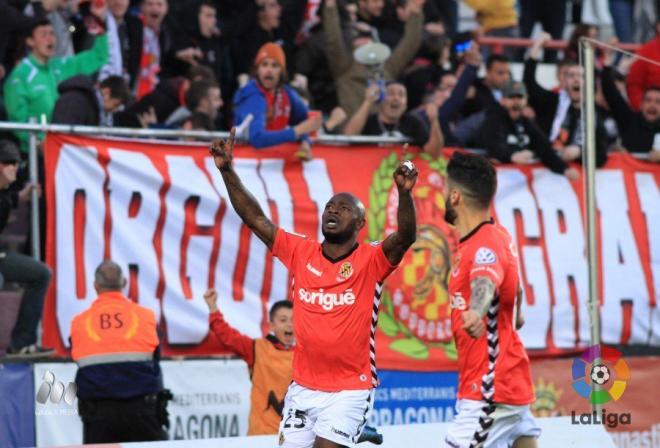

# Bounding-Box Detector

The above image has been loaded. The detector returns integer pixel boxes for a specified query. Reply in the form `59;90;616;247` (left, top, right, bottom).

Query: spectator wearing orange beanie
233;43;321;153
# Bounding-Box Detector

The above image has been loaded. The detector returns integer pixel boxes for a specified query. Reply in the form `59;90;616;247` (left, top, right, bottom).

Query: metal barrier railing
0;122;411;145
477;36;641;53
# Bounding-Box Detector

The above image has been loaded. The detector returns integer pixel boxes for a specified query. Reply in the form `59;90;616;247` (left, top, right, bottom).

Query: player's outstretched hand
461;310;485;338
204;289;219;313
393;154;418;193
209;127;236;171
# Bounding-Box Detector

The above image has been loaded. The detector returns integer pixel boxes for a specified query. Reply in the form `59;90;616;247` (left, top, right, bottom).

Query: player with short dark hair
208;128;417;447
444;152;539;448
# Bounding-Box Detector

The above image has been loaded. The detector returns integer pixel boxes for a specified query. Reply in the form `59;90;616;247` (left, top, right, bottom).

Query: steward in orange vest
70;260;169;443
204;288;294;435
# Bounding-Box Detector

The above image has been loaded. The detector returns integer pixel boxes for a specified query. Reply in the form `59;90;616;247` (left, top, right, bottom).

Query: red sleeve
468;246;505;289
367;241;398;282
626;58;646;111
209;311;255;368
270;228;309;269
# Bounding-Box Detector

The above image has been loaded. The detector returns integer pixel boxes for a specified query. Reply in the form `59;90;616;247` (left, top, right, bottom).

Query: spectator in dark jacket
414;42;482;145
233;43;321;152
181;111;214;133
460;53;510;117
114;64;216;128
523;33;580;141
601;64;660;162
0;140;53;359
0;0;36;80
173;0;224;87
52;75;130;126
344;81;443;156
552;99;609;168
477;81;579;180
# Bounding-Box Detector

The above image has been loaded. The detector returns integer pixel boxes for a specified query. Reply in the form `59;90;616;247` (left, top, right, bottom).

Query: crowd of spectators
0;0;659;164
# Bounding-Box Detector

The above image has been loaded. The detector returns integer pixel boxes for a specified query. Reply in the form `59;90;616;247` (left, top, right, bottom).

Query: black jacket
556;104;609;167
118;13;144;91
73;11;143;91
460;78;499;118
601;66;660;153
0;189;16;234
477;104;568;174
523;58;560;137
52;76;100;126
0;0;34;75
113;77;186;128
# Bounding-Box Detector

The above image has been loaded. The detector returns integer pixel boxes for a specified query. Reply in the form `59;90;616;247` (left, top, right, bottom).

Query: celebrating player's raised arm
209;128;276;249
382;159;418;265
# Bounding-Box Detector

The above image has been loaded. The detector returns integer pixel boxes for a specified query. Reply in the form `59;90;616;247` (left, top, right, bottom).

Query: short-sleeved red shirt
271;228;397;392
448;220;535;405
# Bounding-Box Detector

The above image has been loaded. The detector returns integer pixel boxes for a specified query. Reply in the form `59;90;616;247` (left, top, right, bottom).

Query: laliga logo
570;345;632;428
298;288;356;311
572;345;630;404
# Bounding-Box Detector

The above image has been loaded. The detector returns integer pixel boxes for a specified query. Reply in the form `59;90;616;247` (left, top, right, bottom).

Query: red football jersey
271;229;397;392
448;220;535;405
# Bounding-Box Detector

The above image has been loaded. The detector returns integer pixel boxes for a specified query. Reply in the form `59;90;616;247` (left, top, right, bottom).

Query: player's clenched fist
393;157;418;193
209;127;236;171
461;310;485;338
203;289;219;313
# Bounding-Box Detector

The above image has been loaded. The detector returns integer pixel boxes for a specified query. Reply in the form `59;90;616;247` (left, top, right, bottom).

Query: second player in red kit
209;129;417;448
444;152;540;448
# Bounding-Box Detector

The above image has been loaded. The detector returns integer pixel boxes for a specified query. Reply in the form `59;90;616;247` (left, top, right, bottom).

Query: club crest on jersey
475;247;497;265
278;432;285;445
337;262;354;281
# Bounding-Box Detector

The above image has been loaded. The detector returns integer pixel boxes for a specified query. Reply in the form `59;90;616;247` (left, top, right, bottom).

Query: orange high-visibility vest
248;338;294;435
70;291;159;367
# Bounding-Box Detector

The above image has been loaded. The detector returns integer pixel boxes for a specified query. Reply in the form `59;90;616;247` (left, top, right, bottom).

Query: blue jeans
609;0;634;43
0;252;51;349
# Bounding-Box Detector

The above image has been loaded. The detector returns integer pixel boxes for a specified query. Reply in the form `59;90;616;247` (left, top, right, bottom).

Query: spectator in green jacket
3;17;109;152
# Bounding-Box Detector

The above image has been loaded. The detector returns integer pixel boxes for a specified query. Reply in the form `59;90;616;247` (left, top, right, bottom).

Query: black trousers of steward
78;393;168;443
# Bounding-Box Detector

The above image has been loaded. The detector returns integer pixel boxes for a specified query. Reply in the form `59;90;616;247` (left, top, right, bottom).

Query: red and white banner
43;133;659;369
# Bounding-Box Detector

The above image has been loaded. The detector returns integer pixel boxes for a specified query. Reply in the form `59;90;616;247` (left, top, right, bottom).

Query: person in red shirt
208;129;417;448
443;152;539;448
627;24;660;111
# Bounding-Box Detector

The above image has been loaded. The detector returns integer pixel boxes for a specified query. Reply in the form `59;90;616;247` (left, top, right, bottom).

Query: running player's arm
209;128;276;249
204;289;256;367
462;276;496;338
382;158;418;265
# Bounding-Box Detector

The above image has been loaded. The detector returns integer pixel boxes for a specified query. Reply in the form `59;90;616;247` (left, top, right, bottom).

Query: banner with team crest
42;133;659;369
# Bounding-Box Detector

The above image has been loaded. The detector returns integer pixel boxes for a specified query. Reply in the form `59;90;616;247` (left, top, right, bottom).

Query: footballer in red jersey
209;129;417;448
443;152;540;448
